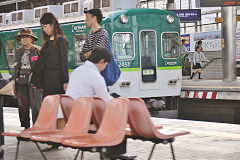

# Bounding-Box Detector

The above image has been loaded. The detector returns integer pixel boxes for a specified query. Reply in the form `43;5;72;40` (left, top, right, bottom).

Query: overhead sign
169;9;201;22
196;0;240;7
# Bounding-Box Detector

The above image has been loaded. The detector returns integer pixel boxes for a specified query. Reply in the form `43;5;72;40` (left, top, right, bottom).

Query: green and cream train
0;8;181;113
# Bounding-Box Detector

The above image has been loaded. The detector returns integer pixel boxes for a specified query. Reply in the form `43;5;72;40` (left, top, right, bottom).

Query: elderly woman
13;28;41;129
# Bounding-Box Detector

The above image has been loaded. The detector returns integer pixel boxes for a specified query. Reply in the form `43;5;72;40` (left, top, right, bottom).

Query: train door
139;30;159;91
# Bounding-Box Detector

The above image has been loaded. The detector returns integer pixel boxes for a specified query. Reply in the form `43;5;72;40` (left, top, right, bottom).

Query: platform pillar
221;7;237;81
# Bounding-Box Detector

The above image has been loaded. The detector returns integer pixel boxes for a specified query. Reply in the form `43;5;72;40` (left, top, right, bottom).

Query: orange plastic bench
127;97;190;160
61;98;129;160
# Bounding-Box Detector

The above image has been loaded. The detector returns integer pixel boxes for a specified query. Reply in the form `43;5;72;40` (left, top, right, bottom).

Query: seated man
66;47;113;102
66;47;136;160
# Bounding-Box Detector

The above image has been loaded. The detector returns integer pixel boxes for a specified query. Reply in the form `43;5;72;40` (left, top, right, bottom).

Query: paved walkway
1;108;240;160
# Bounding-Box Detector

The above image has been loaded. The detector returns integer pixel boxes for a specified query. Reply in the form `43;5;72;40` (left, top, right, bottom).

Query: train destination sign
196;0;240;7
169;9;201;22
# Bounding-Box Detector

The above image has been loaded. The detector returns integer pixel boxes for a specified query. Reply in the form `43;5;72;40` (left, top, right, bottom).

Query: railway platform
1;107;240;160
179;79;240;124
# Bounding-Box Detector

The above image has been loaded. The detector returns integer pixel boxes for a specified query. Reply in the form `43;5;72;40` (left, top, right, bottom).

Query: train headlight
120;14;128;24
166;15;174;24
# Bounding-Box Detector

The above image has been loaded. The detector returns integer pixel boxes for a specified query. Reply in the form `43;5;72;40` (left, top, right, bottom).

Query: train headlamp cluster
166;15;174;24
120;14;128;24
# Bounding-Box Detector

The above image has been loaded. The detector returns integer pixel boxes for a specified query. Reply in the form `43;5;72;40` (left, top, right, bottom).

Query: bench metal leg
35;142;47;160
74;149;80;160
15;140;20;160
170;142;176;160
148;143;156;160
80;151;84;160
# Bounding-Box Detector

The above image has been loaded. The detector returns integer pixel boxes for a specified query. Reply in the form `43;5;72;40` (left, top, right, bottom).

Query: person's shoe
187;77;193;80
198;77;203;79
0;148;4;158
115;154;137;160
42;145;59;152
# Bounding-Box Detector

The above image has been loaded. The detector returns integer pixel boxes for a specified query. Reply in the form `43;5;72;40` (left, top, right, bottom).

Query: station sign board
196;0;240;7
169;9;201;22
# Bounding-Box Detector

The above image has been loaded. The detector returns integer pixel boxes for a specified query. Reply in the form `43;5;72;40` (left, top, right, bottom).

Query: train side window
74;33;86;65
102;0;110;7
12;13;16;21
6;40;15;66
162;33;179;59
18;12;23;21
71;3;78;13
35;9;41;18
113;33;134;61
140;31;157;82
64;4;71;14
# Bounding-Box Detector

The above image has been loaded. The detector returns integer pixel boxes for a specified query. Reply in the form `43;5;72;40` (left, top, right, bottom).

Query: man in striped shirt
80;8;109;61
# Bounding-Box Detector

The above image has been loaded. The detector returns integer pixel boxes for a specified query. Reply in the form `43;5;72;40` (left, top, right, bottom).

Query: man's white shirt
66;60;113;102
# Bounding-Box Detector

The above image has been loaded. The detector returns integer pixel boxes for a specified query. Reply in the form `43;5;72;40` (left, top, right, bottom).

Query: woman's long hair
40;12;69;50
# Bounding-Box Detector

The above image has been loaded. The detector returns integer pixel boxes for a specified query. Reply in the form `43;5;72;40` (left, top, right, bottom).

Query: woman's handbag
15;69;31;86
0;79;15;96
100;39;121;86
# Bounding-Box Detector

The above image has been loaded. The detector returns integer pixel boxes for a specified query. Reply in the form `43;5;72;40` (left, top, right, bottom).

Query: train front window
113;33;134;60
162;33;179;59
140;31;157;82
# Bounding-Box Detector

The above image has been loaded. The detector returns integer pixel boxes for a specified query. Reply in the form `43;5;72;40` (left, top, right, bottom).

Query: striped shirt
80;28;109;61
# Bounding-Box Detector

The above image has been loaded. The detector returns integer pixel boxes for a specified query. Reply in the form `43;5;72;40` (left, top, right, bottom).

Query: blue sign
169;9;201;22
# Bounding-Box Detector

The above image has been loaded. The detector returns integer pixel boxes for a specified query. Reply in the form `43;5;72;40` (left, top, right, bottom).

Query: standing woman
40;12;69;151
14;28;40;129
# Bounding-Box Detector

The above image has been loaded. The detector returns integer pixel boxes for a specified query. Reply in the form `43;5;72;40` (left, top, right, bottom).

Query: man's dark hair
88;47;112;64
84;8;103;24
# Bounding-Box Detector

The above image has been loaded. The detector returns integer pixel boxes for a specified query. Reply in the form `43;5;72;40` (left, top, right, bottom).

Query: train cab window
74;34;86;65
162;33;179;59
6;40;15;66
113;33;134;60
140;31;157;82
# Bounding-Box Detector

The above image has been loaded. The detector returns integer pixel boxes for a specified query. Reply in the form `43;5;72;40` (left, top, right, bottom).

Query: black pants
0;96;4;145
16;85;30;128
